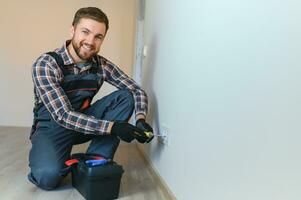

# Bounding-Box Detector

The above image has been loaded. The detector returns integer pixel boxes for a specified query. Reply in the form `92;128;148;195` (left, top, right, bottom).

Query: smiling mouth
81;44;94;52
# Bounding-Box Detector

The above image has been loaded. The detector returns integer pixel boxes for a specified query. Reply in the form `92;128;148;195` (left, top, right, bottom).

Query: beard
71;39;97;61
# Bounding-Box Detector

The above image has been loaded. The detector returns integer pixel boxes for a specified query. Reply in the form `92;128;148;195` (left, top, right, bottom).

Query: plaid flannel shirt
32;41;148;135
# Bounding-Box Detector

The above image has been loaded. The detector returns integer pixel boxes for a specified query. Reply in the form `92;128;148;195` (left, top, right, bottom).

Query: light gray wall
139;0;301;199
0;0;136;126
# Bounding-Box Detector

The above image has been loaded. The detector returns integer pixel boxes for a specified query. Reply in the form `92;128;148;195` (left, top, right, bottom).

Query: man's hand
111;122;144;143
136;119;154;143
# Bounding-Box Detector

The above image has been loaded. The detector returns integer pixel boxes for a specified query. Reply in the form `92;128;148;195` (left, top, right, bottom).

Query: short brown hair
72;7;109;31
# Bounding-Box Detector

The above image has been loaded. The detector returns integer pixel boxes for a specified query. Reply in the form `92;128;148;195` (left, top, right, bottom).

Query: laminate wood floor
0;126;169;200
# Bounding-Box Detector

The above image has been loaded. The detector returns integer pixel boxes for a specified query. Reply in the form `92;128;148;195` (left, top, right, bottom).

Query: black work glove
135;119;154;143
111;122;144;143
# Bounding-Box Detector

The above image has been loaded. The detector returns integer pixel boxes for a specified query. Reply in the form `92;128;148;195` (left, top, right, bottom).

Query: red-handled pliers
65;155;104;166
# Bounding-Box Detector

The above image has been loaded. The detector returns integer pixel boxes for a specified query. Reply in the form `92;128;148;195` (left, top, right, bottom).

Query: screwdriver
133;131;165;137
133;131;165;143
144;131;166;137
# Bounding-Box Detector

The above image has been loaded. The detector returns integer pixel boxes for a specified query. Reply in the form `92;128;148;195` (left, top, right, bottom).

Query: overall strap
90;55;100;74
46;51;70;75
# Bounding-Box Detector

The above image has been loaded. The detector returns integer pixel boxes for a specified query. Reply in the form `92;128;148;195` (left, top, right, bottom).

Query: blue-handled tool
85;159;108;167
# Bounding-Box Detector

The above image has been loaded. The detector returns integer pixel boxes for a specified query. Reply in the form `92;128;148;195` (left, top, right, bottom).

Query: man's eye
82;30;88;35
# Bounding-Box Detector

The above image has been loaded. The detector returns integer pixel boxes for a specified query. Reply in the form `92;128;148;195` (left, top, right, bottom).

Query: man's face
70;18;107;61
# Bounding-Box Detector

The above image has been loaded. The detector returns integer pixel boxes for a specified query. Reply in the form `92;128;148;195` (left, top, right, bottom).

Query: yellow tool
133;131;154;143
144;131;154;138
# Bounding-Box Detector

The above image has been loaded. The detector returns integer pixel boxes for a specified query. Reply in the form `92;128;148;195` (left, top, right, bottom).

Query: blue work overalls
28;52;134;190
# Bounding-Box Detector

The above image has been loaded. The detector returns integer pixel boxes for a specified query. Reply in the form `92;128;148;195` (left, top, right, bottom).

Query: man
28;7;153;190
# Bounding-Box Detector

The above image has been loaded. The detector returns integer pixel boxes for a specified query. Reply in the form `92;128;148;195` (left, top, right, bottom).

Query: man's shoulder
32;50;60;69
96;54;108;63
95;55;117;68
31;51;63;79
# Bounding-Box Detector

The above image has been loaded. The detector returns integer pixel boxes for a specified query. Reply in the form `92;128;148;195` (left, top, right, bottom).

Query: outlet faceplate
159;125;170;146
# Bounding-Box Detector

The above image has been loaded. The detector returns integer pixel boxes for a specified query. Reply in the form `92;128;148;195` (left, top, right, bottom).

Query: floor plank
0;126;168;200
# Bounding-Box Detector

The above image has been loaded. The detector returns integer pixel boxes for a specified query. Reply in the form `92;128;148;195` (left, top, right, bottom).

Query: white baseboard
136;143;177;200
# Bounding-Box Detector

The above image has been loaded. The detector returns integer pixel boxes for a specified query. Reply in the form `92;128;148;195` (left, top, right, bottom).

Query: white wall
139;0;301;199
0;0;137;126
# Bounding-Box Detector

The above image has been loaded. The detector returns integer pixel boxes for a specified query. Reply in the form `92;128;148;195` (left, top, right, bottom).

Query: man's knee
28;167;63;190
116;89;134;107
112;89;134;115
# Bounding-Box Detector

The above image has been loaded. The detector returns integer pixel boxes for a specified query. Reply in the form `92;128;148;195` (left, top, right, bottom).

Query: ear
70;26;75;38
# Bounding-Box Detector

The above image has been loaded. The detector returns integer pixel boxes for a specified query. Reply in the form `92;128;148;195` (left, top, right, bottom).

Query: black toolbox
71;159;124;200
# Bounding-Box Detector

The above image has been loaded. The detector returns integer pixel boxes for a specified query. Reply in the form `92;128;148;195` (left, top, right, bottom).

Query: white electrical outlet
159;125;170;146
